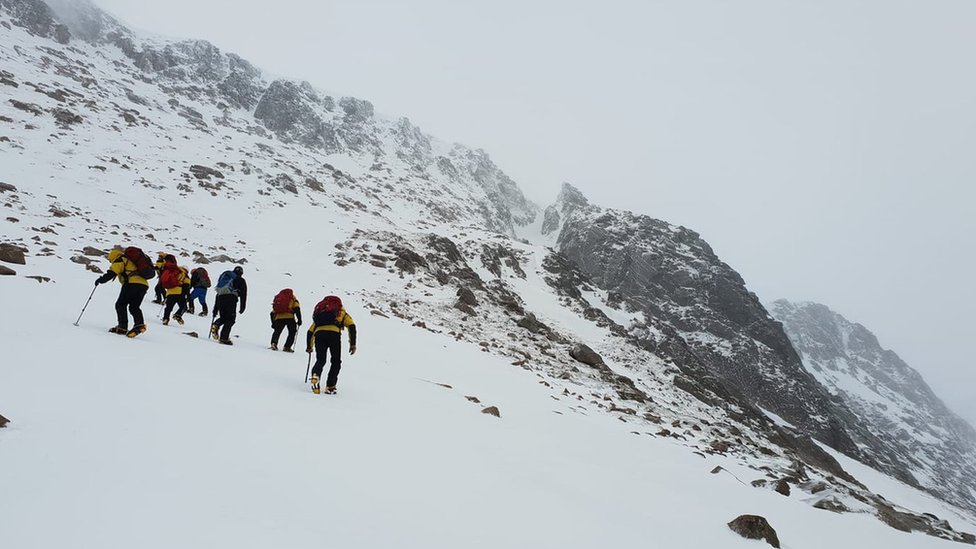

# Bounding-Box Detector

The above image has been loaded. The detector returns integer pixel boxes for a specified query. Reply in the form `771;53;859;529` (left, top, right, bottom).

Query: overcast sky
91;0;975;424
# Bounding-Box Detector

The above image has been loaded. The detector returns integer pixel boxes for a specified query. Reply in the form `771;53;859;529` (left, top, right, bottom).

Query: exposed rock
70;255;92;265
727;515;780;548
189;165;224;180
772;299;976;511
0;265;15;276
0;413;8;428
465;396;481;403
774;479;791;496
569;343;604;367
25;275;50;282
813;497;850;513
454;300;476;316
481;406;501;418
82;246;106;257
0;182;17;193
51;108;82;128
183;332;199;338
456;287;478;307
0;243;27;265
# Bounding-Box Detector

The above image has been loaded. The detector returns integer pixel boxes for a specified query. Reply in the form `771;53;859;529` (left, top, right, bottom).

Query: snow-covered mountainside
771;300;976;514
540;183;976;513
2;0;976;546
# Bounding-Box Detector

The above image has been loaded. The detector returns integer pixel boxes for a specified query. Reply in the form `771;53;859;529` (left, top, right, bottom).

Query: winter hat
233;266;244;275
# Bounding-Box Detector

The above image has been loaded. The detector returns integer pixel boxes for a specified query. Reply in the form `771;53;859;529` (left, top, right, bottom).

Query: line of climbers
93;246;357;394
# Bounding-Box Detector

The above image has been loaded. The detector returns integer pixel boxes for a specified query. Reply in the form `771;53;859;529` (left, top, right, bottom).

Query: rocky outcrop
544;184;866;456
0;243;27;265
727;515;780;548
0;0;70;43
771;300;976;512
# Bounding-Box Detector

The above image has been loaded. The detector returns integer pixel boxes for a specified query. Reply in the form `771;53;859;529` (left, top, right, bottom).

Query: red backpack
160;262;182;289
272;289;295;314
313;295;343;326
123;246;156;279
193;267;211;288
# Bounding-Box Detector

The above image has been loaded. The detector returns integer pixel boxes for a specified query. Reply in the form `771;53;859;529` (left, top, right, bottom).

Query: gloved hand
349;345;357;355
297;321;302;327
239;307;245;314
94;278;102;286
306;347;312;354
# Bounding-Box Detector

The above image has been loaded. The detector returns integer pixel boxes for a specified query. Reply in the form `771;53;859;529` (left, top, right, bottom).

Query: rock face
0;413;8;428
543;184;865;456
0;0;69;43
727;515;780;548
0;243;27;264
771;300;976;512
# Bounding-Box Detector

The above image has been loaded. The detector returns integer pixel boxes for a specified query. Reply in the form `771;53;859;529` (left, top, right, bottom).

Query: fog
89;0;976;424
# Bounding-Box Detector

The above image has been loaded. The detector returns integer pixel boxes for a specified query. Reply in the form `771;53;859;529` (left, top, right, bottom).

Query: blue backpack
214;270;237;296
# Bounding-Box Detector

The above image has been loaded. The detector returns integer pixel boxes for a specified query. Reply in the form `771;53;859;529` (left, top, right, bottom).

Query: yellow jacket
308;308;355;335
272;298;301;321
106;249;150;287
306;308;357;351
165;266;189;296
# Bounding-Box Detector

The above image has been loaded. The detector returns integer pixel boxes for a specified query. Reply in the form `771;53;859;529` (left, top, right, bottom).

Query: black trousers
115;283;148;328
271;318;297;349
213;294;238;340
311;331;342;387
163;293;187;321
154;282;165;302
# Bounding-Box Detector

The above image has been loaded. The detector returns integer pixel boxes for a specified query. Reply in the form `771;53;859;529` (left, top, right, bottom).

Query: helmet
233;266;244;275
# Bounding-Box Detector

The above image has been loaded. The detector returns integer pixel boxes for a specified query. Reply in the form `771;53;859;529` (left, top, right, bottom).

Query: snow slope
2;0;976;546
3;251;974;549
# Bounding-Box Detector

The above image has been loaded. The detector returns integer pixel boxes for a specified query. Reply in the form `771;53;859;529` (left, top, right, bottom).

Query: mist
87;0;976;425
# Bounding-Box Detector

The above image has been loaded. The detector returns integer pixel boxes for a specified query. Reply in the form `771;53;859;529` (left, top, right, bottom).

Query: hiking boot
109;325;128;335
187;308;195;315
151;299;163;305
270;343;278;351
218;339;233;346
162;318;169;326
126;324;147;338
283;347;294;353
210;324;219;340
324;386;337;395
175;316;184;326
201;306;209;316
310;374;320;394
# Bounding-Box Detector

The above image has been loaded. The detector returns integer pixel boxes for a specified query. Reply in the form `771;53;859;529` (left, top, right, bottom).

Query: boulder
70;255;92;265
481;406;501;418
0;413;7;428
0;243;27;265
774;479;791;496
727;515;780;548
456;287;478;307
0;265;15;276
0;182;17;193
82;246;107;257
569;343;604;367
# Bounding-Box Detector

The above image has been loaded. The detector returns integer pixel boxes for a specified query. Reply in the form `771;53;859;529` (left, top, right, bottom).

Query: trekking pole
305;352;312;383
73;285;98;326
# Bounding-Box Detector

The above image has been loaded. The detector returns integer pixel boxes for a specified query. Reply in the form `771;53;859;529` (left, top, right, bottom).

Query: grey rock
481;406;500;418
0;243;27;265
0;265;15;275
0;0;70;43
727;515;780;548
569;343;603;367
